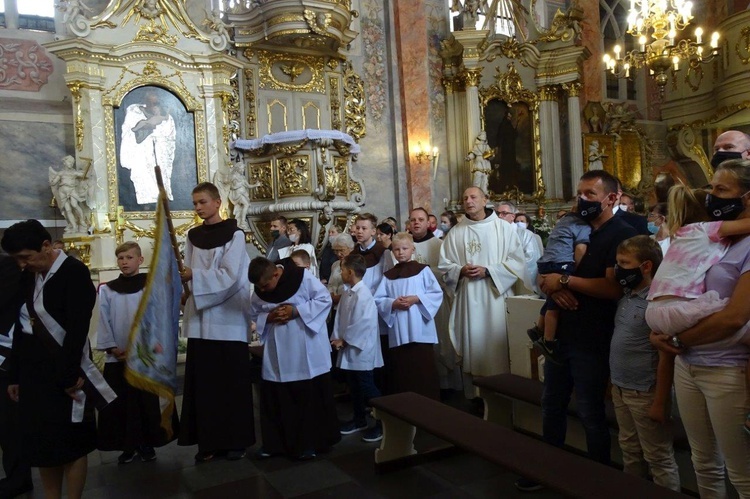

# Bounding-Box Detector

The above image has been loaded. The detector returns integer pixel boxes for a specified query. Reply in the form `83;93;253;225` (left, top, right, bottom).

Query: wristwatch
670;336;684;349
558;275;570;289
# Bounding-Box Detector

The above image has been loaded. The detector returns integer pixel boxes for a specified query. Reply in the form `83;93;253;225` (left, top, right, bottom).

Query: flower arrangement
531;215;554;246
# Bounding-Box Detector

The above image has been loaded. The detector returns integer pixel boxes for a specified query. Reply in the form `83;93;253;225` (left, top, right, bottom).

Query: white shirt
96;284;143;363
332;281;383;370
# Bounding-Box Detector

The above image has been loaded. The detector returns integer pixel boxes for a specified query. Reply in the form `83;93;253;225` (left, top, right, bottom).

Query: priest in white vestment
439;187;528;398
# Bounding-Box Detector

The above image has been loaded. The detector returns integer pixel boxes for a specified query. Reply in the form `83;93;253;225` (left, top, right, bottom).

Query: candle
672;56;680;71
695;27;703;44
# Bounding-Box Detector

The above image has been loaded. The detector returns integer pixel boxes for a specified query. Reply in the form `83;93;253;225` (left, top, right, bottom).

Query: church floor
4;386;565;498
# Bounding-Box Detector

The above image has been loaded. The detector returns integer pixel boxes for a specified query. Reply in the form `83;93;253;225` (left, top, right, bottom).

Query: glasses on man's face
647;213;664;221
497;211;513;217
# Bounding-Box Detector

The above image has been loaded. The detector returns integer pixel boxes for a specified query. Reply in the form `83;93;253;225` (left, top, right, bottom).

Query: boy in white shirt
331;254;384;442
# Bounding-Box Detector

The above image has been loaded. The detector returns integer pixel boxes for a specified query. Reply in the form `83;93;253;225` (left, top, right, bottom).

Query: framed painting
583;133;616;175
110;85;203;217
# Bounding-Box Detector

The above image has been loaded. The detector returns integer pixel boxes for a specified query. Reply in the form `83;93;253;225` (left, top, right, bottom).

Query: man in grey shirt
265;215;292;263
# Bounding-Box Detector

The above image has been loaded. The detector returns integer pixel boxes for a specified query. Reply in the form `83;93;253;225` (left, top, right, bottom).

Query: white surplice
331;281;383;371
438;211;527;378
182;231;253;343
250;270;333;382
95;285;143;363
374;267;443;348
516;225;543;295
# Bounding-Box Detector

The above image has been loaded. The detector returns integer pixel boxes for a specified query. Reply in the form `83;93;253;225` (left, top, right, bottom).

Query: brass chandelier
602;0;719;96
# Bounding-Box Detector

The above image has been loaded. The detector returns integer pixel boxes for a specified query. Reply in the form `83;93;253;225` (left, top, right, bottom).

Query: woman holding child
651;159;750;498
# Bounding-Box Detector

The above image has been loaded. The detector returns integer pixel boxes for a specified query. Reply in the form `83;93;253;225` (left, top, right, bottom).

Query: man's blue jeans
541;339;611;464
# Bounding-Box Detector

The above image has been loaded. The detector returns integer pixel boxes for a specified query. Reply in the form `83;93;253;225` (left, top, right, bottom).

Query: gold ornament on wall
257;50;325;93
736;26;750;65
329;76;342;131
343;62;366;142
244;68;257;138
133;21;178;46
248;161;273;200
277;156;312;196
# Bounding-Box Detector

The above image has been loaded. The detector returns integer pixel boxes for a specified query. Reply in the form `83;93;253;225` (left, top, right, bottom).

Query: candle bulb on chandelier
695;27;703;44
710;32;720;49
614;44;621;60
672;56;680;71
639;35;647;52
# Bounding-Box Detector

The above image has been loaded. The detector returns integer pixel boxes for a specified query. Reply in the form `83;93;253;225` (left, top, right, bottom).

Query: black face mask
577;197;603;222
710;151;743;169
614;264;643;289
270;230;280;239
705;193;747;221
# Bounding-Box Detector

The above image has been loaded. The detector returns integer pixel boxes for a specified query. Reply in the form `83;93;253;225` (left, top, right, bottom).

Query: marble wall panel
0;120;75;220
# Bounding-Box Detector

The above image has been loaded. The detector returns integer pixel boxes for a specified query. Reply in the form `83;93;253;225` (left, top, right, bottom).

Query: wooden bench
473;373;689;450
371;392;688;498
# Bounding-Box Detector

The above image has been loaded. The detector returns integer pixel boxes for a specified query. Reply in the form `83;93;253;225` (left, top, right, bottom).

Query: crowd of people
0;131;749;498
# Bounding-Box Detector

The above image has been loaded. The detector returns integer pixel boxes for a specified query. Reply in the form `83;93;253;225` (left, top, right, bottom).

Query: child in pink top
645;185;750;432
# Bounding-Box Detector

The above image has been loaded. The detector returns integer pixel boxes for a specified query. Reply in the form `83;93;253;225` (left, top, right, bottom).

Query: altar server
374;232;443;400
1;220;116;499
96;241;178;464
178;182;255;462
248;256;340;459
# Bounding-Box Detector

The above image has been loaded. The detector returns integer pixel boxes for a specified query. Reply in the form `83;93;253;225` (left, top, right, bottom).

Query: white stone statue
466;131;493;194
587;140;605;171
227;165;257;230
57;0;93;37
49;155;93;234
202;9;234;52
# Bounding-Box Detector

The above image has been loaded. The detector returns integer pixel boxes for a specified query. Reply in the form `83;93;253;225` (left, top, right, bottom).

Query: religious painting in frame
113;85;199;214
583;133;616;175
479;62;543;202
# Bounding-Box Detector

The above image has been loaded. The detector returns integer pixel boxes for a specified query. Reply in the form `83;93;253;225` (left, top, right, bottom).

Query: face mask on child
614;264;644;289
439;223;450;232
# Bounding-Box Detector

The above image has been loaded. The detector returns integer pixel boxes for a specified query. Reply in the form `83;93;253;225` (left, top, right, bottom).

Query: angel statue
227;165;259;230
49;155;94;234
57;0;93;37
202;9;234;52
466;131;494;194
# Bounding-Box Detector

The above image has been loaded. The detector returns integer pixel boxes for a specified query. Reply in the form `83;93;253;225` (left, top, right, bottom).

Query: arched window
600;0;636;101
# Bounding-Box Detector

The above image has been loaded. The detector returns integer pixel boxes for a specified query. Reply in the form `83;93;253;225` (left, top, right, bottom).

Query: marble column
393;0;432;212
578;0;603;107
563;82;583;197
539;85;563;199
443;75;460;208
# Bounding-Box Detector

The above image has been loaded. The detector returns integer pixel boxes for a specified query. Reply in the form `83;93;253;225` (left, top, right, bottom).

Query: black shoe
527;326;542;342
515;477;543;492
226;449;247;460
361;426;383;443
138;446;156;462
296;450;316;460
534;338;564;366
194;451;215;463
118;450;137;464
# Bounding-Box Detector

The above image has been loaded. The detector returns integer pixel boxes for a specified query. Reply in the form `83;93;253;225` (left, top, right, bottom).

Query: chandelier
602;0;719;96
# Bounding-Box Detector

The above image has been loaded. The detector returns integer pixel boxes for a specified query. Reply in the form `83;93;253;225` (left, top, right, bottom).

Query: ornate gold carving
538;85;559;101
258;50;325;93
463;67;483;87
443;76;456;94
133;21;178;45
62;238;93;268
482;38;539;68
333;156;349;195
304;9;332;36
248;161;273;200
684;63;704;92
68;82;85;152
272;139;309;156
316;209;331;253
227;71;241;143
277;156;312;196
343;63;366;142
534;5;584;43
244;68;257;138
479;63;537;105
280;62;305;82
561;81;581;97
329;76;342;130
96;0;208;42
737;26;750;65
327;58;340;70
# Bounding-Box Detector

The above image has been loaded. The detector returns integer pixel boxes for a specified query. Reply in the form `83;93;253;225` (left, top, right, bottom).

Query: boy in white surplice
331;254;384;442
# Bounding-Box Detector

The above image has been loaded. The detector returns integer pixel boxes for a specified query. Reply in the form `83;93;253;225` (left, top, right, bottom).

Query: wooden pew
371;392;688;499
473;373;689;450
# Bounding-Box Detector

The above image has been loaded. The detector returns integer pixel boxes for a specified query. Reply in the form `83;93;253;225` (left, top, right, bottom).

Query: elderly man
439;187;527;399
495;201;543;294
711;130;750;167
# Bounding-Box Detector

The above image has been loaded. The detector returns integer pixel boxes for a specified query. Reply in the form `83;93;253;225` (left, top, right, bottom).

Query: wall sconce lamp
414;142;440;178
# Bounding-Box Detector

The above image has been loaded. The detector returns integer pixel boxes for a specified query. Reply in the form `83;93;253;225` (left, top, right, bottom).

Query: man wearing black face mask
516;171;638;491
266;215;292;263
710;130;750;169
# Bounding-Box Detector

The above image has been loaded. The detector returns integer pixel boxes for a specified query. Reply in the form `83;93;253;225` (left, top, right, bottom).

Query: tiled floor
4;390;567;499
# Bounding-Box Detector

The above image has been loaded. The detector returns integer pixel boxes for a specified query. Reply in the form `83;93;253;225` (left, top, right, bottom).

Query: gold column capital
443;76;456;94
539;85;559;101
463;67;483;87
561;81;582;97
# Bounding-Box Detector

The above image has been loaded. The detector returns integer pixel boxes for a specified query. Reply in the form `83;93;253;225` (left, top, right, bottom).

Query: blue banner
125;192;181;438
